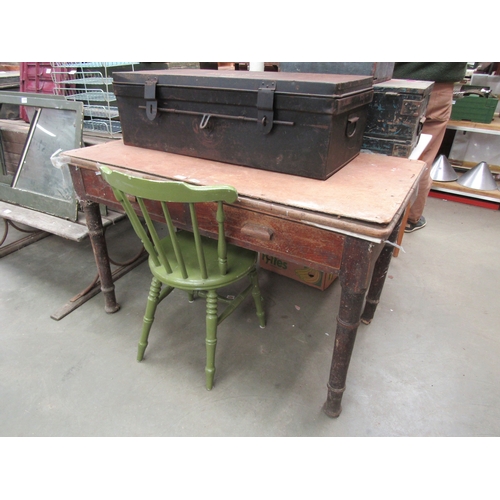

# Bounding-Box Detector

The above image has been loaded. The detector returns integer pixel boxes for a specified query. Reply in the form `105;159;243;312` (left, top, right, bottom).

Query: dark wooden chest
362;79;433;158
113;69;373;180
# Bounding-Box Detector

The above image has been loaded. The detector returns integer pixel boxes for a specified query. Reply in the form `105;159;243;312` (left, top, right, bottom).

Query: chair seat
150;231;258;290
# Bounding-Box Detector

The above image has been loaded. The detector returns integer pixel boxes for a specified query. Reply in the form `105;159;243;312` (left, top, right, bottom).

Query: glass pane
13;107;77;203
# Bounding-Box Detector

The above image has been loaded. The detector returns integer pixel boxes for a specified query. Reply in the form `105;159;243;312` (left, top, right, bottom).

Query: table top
64;140;425;239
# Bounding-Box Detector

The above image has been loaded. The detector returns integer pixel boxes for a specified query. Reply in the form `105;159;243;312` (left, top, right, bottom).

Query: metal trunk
113;69;374;180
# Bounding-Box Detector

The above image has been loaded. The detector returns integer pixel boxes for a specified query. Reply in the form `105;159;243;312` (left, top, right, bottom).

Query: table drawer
196;202;344;273
76;167;344;272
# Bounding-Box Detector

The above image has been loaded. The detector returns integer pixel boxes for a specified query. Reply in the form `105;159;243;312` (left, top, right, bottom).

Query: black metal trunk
278;62;395;83
113;70;374;180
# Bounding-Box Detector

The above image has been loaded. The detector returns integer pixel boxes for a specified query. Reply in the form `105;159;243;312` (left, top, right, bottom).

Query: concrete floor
1;196;499;437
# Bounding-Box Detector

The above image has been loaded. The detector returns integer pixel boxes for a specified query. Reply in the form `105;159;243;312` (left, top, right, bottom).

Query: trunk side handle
346;116;359;138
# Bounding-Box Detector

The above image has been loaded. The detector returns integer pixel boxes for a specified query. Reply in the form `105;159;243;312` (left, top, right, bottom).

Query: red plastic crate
19;63;56;121
19;63;75;121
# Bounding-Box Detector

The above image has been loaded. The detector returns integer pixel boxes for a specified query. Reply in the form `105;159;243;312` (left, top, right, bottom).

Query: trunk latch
144;77;158;121
257;81;276;134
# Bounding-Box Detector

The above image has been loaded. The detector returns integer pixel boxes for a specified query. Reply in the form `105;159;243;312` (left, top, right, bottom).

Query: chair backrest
99;165;238;279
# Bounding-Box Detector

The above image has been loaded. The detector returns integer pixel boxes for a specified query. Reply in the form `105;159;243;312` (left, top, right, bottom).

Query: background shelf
50;62;137;138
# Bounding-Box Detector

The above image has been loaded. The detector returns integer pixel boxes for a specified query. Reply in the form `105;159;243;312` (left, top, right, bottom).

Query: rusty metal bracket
50;222;148;321
139;106;294;128
0;218;50;258
144;77;158;121
257;81;276;134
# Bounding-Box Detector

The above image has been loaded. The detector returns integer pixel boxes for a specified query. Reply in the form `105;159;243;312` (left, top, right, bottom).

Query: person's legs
408;82;455;225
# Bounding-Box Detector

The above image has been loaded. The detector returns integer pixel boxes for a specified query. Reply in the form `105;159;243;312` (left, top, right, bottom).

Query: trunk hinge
257;81;276;134
144;77;158;121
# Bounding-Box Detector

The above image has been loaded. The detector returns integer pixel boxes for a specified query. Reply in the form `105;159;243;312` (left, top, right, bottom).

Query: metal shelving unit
430;117;500;207
50;62;138;136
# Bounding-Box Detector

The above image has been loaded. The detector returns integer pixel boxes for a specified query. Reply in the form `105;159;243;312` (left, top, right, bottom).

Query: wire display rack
50;62;137;136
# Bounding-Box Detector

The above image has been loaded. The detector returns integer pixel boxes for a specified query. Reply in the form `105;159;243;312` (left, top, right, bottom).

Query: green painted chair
99;165;266;390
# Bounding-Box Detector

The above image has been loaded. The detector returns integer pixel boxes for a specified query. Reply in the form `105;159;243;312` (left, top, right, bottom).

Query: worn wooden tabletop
64;140;425;233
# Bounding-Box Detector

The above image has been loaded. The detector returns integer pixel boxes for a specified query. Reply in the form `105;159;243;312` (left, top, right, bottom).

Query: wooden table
64;141;425;418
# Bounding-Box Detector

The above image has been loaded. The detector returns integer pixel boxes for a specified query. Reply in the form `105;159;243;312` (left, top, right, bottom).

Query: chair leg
205;289;218;390
137;277;162;362
250;271;266;328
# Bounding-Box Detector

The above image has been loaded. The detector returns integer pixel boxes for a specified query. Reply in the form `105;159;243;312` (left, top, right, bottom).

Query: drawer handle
241;223;274;241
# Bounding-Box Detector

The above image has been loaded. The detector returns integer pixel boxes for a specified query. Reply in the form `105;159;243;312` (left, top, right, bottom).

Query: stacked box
362;79;434;158
451;95;498;123
20;63;56;94
19;63;75;122
259;254;337;291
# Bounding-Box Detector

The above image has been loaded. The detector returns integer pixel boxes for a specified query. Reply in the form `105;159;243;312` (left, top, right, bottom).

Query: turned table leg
322;236;377;418
361;217;402;325
81;200;120;314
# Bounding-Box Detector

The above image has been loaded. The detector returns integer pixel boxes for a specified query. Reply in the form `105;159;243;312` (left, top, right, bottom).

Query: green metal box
451;95;498;123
